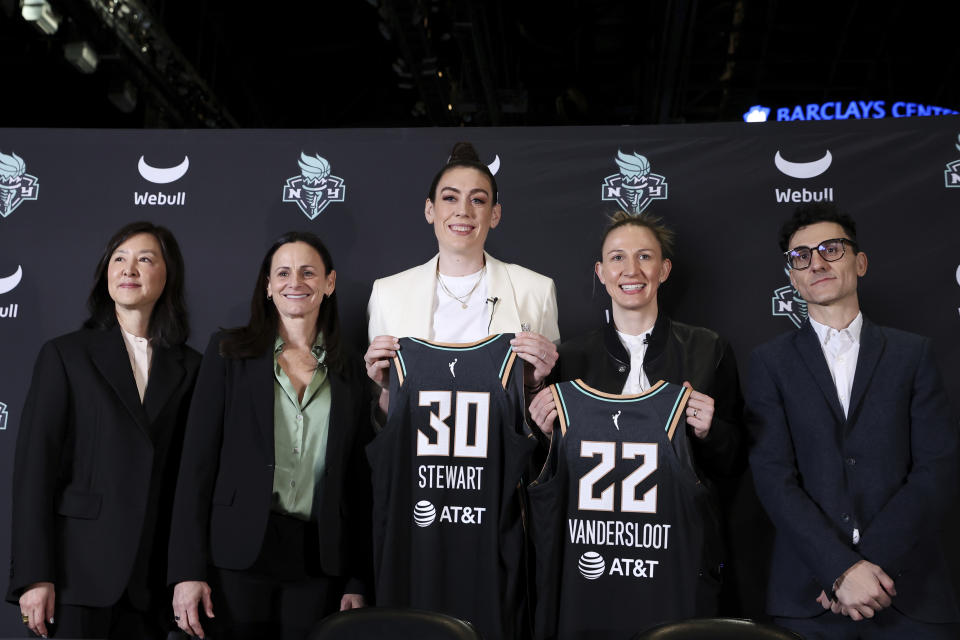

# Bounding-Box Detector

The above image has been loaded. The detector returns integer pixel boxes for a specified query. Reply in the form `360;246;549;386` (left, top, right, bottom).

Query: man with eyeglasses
746;203;959;638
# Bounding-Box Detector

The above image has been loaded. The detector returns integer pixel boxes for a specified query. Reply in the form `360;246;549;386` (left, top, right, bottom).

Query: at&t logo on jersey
413;500;437;527
601;150;668;214
945;134;960;188
773;149;835;204
0;152;39;219
282;152;346;220
0;265;22;319
135;155;189;206
578;551;605;579
576;550;659;580
771;268;808;328
412;499;487;526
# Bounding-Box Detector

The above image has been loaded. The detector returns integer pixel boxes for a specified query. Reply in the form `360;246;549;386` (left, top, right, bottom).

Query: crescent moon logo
487;154;501;176
774;150;832;179
0;265;22;295
137;156;190;184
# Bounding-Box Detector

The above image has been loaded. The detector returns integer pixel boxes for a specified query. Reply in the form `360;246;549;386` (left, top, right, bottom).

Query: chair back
308;607;481;640
633;617;804;639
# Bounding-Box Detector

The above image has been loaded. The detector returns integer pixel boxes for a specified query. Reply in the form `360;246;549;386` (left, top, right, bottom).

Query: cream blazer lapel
485;253;523;334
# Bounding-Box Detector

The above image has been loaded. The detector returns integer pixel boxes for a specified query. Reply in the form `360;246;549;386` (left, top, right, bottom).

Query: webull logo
774;150;835;204
774;188;835;203
135;155;188;206
0;265;21;319
133;192;186;206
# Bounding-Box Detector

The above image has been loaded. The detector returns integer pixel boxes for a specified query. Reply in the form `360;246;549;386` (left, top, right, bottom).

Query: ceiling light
64;41;99;74
21;0;60;35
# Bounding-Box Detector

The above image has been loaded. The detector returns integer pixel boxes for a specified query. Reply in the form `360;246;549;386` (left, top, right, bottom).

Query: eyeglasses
784;238;856;270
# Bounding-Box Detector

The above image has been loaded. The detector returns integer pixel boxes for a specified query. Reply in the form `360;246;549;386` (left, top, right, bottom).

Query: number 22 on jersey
578;441;658;513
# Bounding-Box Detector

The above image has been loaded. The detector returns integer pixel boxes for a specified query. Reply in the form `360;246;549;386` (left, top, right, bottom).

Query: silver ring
540;351;546;360
692;408;699;418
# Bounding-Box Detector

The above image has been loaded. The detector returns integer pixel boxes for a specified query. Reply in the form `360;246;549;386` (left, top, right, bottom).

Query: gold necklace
437;264;486;309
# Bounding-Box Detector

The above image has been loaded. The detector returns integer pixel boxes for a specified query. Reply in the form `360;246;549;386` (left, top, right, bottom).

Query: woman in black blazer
7;221;201;639
169;231;372;640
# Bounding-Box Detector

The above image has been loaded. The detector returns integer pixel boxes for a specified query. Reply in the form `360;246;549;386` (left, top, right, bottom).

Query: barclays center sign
744;100;958;123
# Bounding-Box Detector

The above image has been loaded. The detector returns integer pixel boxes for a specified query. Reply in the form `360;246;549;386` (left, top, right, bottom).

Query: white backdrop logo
138;156;190;183
0;265;22;294
0;265;21;319
135;155;188;206
771;269;807;327
956;264;960;319
945;134;960;188
774;149;835;204
601;150;668;214
0;151;39;219
282;152;346;220
0;402;7;430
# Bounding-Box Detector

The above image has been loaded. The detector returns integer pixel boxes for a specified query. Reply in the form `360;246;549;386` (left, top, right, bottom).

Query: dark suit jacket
167;332;373;594
746;317;960;622
6;327;201;608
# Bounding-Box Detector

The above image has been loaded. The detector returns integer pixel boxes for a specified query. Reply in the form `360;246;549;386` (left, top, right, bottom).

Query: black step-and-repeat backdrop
1;117;959;630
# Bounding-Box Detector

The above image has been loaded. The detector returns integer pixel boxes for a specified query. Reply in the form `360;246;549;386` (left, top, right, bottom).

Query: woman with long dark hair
7;221;200;639
169;231;372;640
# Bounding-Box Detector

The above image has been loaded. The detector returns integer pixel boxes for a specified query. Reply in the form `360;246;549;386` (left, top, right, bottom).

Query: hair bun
448;142;480;163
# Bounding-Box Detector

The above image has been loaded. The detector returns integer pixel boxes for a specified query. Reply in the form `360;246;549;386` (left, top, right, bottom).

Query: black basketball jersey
529;379;720;640
367;334;537;640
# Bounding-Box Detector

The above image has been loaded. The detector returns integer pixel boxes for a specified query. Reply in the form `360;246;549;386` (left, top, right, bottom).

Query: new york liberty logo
771;269;808;328
0;151;39;219
601;150;668;214
282;152;346;220
945;134;960;188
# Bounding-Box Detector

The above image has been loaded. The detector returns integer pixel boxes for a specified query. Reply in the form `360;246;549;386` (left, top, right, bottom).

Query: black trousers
207;512;342;640
775;609;960;640
26;591;169;639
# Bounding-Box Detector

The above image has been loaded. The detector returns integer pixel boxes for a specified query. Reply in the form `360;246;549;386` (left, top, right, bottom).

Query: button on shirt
617;328;653;395
272;335;331;520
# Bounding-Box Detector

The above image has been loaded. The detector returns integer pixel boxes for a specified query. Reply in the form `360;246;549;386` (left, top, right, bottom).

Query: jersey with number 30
529;379;721;640
367;334;536;640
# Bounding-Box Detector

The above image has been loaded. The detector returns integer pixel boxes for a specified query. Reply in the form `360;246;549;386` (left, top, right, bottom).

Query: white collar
809;311;863;347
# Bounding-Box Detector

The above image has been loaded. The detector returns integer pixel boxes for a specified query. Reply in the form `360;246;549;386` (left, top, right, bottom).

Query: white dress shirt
617;327;653;395
120;326;152;402
809;312;862;418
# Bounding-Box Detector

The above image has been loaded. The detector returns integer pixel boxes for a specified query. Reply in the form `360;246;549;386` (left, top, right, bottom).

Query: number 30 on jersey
417;391;490;458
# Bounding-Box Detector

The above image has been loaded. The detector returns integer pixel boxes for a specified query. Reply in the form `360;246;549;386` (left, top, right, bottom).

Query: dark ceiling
4;0;959;128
